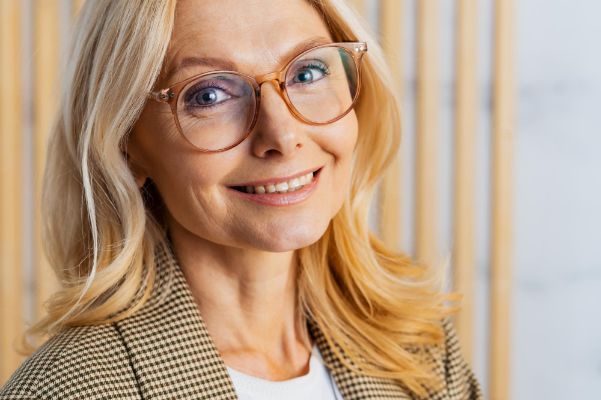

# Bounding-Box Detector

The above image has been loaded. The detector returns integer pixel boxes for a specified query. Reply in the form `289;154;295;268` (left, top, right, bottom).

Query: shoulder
422;317;484;400
0;323;141;400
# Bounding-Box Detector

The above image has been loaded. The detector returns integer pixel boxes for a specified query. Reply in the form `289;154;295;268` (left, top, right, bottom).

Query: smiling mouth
229;167;322;194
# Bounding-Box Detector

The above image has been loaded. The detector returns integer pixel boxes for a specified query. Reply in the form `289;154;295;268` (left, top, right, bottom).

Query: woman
1;0;482;399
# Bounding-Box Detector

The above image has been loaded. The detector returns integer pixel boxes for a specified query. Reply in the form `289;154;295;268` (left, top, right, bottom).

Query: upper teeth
244;172;315;194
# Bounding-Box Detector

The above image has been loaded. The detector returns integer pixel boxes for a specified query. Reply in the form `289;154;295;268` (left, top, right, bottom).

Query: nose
249;80;305;158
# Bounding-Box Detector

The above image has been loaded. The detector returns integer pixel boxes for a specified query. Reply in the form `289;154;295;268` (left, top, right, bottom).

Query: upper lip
227;165;323;187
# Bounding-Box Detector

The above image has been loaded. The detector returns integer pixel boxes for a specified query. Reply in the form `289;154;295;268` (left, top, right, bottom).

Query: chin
255;223;328;253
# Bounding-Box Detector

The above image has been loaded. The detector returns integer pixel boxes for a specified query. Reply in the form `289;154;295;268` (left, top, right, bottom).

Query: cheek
149;156;239;246
133;112;236;228
151;152;235;213
319;111;358;160
135;104;231;193
319;111;358;208
331;111;358;171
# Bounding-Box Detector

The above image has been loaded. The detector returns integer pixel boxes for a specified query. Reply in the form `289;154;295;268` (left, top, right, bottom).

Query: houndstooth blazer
1;244;483;399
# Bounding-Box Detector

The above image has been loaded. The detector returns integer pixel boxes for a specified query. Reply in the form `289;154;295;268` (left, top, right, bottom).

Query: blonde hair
22;0;461;397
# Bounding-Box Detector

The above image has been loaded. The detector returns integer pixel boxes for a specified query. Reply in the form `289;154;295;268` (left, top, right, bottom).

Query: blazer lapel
115;243;413;399
308;319;413;400
115;244;237;399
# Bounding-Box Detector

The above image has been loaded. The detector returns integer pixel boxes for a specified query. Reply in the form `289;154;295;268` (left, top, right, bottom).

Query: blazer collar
115;243;412;399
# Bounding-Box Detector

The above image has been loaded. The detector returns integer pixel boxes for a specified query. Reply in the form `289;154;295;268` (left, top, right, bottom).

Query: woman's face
130;0;358;252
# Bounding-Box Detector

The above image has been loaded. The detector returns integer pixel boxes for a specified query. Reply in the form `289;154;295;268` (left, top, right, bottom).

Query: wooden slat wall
0;0;25;383
33;0;61;324
378;0;404;250
73;0;84;15
415;0;440;267
370;0;515;398
452;0;478;364
489;0;515;399
0;2;515;398
0;0;65;383
349;0;365;13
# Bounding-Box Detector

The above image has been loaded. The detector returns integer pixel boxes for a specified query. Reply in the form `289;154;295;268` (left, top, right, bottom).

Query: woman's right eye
186;86;231;107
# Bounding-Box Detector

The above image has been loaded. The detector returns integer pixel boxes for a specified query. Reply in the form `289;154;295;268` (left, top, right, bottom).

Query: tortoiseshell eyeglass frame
148;41;368;153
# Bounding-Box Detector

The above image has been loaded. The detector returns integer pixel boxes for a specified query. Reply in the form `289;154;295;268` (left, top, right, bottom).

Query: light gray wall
513;0;601;398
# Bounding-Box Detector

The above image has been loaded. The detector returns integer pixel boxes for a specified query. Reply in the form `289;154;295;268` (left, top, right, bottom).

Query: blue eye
291;62;330;85
187;86;231;108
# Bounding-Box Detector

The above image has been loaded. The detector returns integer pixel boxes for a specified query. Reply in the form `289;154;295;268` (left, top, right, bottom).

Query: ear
122;150;149;189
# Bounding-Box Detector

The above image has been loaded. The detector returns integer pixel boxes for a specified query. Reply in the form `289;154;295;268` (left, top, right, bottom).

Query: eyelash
184;80;232;109
290;62;330;84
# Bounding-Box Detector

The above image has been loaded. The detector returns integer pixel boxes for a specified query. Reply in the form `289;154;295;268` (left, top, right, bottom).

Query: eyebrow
164;36;333;84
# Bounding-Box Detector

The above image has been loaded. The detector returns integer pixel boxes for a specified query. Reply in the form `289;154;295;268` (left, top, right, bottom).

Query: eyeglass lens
175;46;359;151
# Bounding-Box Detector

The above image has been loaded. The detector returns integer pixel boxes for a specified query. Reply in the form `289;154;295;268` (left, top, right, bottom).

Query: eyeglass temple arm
148;88;174;103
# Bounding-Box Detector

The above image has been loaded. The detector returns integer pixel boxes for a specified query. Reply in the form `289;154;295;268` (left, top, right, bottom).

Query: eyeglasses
149;42;367;153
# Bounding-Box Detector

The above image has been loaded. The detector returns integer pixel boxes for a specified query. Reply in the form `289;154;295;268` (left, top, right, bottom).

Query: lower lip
227;169;321;206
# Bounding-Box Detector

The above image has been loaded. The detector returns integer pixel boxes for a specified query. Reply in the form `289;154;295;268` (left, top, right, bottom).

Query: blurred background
1;0;600;399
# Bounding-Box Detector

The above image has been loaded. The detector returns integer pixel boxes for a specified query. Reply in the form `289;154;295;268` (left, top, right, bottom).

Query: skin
127;0;358;381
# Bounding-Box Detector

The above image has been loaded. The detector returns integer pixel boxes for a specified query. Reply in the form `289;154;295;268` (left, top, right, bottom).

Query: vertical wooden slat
452;0;478;363
490;0;515;398
348;0;365;14
72;0;85;16
378;0;404;250
415;0;439;266
0;0;24;383
33;0;61;324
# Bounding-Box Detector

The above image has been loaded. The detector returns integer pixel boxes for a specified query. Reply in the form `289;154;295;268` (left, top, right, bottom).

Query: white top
226;344;343;400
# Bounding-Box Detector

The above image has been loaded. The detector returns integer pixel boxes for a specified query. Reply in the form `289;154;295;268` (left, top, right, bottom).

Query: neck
167;220;313;379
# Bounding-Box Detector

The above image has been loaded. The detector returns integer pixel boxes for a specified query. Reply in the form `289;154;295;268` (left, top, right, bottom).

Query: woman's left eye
291;63;329;84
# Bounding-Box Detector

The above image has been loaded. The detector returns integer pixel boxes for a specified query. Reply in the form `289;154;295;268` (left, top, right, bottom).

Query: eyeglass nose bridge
254;71;287;97
249;67;333;128
251;70;302;123
255;71;284;86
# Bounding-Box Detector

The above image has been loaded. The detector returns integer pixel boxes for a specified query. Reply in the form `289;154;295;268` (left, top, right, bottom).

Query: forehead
164;0;333;82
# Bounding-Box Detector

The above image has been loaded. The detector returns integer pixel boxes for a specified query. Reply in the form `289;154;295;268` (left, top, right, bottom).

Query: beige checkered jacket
1;244;483;399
